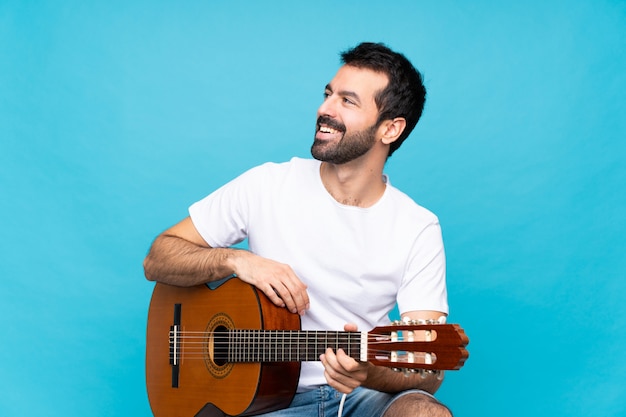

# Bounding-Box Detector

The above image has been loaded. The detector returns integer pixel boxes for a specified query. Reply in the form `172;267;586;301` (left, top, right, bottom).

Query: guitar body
146;279;301;417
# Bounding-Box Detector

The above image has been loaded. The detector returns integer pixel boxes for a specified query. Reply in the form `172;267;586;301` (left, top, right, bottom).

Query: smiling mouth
316;116;346;136
318;125;341;134
316;124;344;141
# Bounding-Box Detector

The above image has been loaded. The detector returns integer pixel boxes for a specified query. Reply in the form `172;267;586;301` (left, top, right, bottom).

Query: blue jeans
254;385;437;417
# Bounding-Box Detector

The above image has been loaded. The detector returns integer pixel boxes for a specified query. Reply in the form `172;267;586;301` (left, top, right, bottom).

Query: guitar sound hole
213;325;229;366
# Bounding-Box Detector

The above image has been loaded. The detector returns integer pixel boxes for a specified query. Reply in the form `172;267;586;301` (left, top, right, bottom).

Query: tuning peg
416;369;444;380
396;368;421;377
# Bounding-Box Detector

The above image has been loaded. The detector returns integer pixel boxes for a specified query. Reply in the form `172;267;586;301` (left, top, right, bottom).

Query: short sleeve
188;165;266;248
396;220;448;315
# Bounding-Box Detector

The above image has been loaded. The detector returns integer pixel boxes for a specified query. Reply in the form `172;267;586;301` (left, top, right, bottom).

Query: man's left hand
319;323;369;394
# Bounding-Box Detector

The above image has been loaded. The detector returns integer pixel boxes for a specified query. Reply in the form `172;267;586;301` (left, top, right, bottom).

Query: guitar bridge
169;303;182;388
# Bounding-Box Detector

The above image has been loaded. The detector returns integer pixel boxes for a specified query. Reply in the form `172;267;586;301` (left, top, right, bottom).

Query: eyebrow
325;84;362;105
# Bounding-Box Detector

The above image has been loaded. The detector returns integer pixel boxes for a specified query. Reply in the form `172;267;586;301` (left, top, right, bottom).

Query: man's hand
319;323;369;394
232;251;310;316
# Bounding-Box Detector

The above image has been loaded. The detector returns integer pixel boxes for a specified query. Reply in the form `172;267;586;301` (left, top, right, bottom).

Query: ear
379;117;407;145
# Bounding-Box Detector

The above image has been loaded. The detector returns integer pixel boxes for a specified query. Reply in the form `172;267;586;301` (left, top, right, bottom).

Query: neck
320;158;387;207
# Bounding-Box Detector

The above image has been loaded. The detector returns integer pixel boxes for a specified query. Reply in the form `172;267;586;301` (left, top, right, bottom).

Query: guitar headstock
366;321;469;372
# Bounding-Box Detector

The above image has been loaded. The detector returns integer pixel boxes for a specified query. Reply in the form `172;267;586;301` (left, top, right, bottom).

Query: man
144;42;452;417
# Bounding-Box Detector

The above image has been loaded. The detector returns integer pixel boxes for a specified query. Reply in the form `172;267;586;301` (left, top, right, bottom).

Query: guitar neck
215;329;364;363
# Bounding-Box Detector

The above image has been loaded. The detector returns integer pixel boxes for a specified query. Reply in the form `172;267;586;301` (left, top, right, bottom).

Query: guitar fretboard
215;330;363;363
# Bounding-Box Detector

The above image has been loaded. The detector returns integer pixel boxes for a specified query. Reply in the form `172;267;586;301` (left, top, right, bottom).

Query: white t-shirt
189;157;448;391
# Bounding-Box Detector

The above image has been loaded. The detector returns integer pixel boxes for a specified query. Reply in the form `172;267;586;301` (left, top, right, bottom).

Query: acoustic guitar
146;278;469;417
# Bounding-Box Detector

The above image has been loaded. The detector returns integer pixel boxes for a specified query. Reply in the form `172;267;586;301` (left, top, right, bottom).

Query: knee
383;392;452;417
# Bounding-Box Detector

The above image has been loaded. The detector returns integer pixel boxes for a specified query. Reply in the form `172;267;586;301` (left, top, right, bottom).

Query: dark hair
340;42;426;157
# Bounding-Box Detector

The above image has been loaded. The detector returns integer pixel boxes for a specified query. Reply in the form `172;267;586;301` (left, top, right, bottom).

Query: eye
343;97;356;105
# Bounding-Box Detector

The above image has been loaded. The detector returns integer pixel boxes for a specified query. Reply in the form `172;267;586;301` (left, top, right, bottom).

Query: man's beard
311;116;379;164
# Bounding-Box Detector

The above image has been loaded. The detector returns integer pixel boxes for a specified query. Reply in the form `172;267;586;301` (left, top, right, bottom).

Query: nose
317;95;337;118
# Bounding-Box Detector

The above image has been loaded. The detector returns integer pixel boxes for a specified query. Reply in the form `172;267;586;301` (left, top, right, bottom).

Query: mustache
317;116;346;133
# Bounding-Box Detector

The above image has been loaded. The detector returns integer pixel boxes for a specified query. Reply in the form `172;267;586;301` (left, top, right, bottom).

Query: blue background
2;1;625;416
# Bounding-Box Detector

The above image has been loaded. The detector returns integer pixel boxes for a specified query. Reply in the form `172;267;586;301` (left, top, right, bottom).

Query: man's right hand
231;251;310;316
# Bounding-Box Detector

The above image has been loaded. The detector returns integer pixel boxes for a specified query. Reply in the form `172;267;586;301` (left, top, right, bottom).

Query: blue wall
2;1;625;416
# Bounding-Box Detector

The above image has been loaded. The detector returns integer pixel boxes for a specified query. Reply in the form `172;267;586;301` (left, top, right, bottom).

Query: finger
321;349;360;393
321;348;353;377
343;323;358;332
269;280;301;314
273;281;309;316
282;274;310;315
323;369;357;394
259;283;286;309
265;265;308;315
335;349;364;373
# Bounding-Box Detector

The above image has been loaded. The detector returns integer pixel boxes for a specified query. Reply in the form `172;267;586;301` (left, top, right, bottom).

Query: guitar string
165;331;445;363
164;342;440;364
167;332;440;349
167;334;440;347
167;331;436;340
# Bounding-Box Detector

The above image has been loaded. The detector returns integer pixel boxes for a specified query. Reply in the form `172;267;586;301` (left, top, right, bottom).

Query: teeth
319;126;339;134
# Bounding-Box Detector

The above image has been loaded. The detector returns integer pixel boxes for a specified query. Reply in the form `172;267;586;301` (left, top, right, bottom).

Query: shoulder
383;182;440;226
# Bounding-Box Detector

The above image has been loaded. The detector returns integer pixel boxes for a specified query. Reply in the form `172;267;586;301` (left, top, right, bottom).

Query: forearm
143;234;241;286
362;363;443;394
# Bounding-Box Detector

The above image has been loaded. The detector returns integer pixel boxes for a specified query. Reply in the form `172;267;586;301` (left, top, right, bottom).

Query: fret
241;329;246;361
235;330;240;362
296;330;300;361
273;330;280;362
247;330;252;362
252;330;256;361
226;332;232;362
228;330;233;362
297;331;305;361
267;330;272;362
307;331;315;361
228;330;234;362
272;330;278;362
262;330;267;362
282;330;286;361
238;330;241;362
265;330;269;362
287;330;292;361
346;333;354;357
325;331;336;357
237;329;242;362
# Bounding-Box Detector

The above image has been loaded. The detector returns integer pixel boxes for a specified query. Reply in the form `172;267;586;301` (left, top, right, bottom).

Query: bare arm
143;217;310;315
320;310;447;395
143;217;237;286
361;358;443;394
